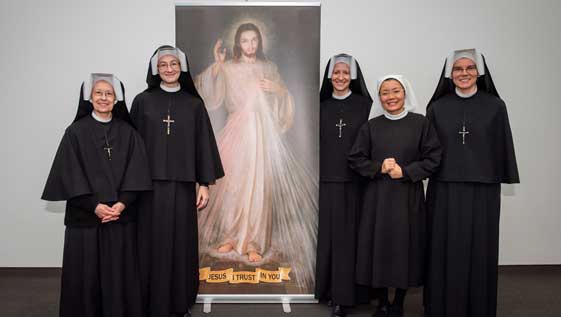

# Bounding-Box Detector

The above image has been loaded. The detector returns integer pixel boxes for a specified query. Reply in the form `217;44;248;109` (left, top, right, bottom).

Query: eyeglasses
158;61;181;70
92;90;115;98
452;65;478;75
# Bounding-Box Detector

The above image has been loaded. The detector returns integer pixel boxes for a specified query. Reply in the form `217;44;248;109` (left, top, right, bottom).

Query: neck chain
334;92;352;138
103;124;112;160
162;95;175;136
458;103;470;145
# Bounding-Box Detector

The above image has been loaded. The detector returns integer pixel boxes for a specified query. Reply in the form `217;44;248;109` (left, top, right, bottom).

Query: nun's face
331;62;351;94
91;80;115;115
239;30;259;58
379;79;405;115
452;58;478;92
158;54;181;85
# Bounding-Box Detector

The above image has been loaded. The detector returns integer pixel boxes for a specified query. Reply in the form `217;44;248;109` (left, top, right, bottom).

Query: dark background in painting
175;5;320;174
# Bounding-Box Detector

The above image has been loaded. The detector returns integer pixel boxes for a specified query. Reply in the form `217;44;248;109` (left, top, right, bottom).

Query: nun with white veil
348;75;442;317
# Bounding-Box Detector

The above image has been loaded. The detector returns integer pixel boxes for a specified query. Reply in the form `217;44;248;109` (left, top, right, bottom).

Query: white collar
455;86;478;98
384;109;408;121
160;82;181;93
332;90;352;100
91;111;112;123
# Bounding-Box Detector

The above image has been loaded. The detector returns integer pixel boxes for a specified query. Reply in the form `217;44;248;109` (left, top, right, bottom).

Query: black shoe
327;299;333;307
389;305;403;317
332;305;346;317
373;304;390;317
170;308;191;317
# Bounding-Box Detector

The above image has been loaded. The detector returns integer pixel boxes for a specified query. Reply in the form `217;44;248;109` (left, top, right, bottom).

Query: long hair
232;23;266;61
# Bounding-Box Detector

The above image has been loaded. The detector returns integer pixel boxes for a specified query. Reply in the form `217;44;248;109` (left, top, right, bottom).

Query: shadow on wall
44;201;65;214
502;184;516;197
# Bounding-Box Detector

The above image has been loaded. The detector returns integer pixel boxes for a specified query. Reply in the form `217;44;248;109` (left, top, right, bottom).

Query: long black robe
131;87;224;316
315;93;371;306
424;91;519;317
349;113;441;289
42;116;152;317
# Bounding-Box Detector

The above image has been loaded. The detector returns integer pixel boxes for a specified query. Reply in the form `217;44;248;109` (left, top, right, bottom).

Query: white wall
1;0;559;266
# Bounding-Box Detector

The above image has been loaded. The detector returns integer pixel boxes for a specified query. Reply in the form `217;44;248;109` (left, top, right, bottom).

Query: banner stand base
203;297;212;314
282;298;291;313
197;294;317;314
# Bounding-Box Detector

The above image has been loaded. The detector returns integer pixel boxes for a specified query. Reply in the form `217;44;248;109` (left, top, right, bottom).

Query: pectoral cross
103;145;113;160
458;124;470;145
336;119;346;138
163;113;175;136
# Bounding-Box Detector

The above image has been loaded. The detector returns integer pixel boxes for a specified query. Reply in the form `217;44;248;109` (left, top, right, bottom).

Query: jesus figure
195;22;317;288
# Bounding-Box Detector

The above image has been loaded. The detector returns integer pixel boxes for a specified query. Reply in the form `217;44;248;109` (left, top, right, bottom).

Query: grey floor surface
1;266;560;316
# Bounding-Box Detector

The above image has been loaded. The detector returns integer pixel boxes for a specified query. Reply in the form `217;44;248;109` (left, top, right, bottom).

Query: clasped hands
95;202;125;223
381;158;404;179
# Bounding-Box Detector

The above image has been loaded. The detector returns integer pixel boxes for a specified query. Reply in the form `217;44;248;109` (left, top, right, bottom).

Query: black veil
144;45;203;103
319;53;372;103
427;54;500;110
73;78;133;126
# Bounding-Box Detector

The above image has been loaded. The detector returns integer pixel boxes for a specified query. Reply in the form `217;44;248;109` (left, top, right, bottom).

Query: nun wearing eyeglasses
41;74;152;317
349;75;442;317
131;45;224;317
423;49;519;317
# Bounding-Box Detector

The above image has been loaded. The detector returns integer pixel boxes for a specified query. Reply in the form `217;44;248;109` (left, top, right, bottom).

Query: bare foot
248;251;262;262
217;243;233;253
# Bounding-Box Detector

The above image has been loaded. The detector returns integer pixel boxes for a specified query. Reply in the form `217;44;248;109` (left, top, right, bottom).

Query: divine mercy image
176;6;321;294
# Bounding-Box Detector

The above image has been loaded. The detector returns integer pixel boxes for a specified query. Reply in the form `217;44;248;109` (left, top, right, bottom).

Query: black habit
42;83;152;317
424;52;519;317
315;54;372;307
132;47;224;317
315;93;372;306
424;90;519;317
349;113;441;289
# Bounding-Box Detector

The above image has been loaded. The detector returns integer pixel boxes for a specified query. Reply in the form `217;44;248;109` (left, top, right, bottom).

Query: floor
1;266;560;316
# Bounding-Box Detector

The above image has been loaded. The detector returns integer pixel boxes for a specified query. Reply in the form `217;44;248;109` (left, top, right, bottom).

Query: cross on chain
458;124;470;145
336;118;346;138
163;113;175;136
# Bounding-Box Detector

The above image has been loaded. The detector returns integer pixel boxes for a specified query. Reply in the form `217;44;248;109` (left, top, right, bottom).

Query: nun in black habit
42;73;152;317
423;49;519;317
349;75;442;317
315;54;372;317
131;46;224;317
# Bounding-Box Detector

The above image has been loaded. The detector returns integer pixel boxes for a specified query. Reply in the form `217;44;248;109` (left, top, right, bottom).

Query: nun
41;73;152;317
424;49;519;317
315;53;372;317
349;75;442;317
131;45;224;317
